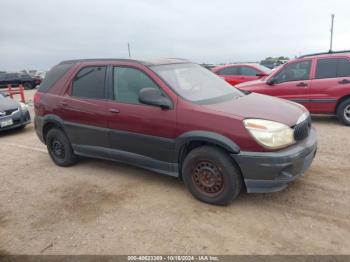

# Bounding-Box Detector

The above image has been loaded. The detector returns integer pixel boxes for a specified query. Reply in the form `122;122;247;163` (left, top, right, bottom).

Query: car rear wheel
46;128;78;166
337;98;350;126
23;82;34;90
182;146;242;205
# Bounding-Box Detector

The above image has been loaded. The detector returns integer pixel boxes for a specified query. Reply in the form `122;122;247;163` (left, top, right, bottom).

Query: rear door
106;64;178;166
216;66;240;85
309;57;350;113
57;65;110;151
261;60;313;109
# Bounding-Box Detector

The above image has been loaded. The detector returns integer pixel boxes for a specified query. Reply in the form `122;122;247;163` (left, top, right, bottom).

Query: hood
202;93;306;126
235;78;266;88
0;97;20;111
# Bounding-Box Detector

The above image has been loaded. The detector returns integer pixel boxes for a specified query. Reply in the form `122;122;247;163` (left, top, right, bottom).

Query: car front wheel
46;128;78;166
182;146;242;205
337;98;350;126
23;82;34;90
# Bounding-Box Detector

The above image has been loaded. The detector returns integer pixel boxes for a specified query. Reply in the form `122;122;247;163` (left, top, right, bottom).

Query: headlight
19;102;28;112
243;119;295;149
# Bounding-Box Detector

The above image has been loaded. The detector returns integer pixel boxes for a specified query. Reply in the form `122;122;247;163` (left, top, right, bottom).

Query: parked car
35;71;47;80
0;92;31;131
236;51;350;126
200;63;216;70
212;64;271;86
34;58;317;205
0;72;41;90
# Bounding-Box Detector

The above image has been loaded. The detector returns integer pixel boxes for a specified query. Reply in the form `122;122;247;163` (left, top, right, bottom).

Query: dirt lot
0;89;349;255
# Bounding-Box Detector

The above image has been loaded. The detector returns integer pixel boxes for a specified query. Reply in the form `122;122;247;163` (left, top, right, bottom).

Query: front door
238;66;261;83
261;60;313;110
106;65;178;166
216;66;240;85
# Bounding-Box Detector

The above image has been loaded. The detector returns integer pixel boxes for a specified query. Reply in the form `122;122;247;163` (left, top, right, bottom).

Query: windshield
151;63;243;104
254;64;272;74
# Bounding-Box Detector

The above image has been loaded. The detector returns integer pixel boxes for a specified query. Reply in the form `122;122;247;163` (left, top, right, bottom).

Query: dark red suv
236;51;350;125
34;58;317;205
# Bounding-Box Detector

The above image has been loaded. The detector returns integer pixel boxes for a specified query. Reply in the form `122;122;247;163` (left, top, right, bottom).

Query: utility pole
128;42;131;58
329;14;335;52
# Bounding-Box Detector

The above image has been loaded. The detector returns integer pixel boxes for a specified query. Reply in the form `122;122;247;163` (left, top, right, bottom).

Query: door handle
296;82;308;87
338;79;350;84
109;108;120;113
60;101;68;107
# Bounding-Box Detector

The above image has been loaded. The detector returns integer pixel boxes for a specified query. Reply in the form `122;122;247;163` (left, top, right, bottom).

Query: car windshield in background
255;64;272;74
151;63;243;104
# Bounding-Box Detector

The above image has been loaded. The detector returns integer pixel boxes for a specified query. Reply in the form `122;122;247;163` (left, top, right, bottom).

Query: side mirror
139;88;172;109
266;78;276;85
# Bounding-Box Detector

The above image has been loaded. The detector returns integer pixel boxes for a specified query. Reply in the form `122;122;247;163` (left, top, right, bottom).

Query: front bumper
0;109;31;131
231;128;317;193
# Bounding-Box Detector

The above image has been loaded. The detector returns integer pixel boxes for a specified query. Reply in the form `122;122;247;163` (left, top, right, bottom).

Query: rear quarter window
337;58;350;77
38;63;74;92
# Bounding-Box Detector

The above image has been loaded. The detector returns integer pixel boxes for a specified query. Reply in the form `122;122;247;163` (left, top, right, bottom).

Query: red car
236;51;350;125
212;63;271;86
34;58;316;205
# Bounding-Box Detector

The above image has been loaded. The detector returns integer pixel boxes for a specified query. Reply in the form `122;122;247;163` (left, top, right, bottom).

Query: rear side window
315;58;337;79
38;63;74;92
72;66;106;99
240;66;259;76
217;67;239;75
337;58;350;77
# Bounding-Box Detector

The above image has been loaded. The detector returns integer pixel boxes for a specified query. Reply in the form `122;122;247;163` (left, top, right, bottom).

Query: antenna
127;42;131;58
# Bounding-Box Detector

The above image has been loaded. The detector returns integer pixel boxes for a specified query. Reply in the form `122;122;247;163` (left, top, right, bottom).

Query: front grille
294;116;311;141
0;108;18;117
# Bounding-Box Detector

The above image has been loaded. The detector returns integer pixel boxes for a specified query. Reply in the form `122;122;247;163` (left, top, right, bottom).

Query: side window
217;67;239;75
315;58;337;79
5;74;16;80
337;58;350;77
240;66;259;76
113;67;161;105
275;60;311;83
72;66;106;99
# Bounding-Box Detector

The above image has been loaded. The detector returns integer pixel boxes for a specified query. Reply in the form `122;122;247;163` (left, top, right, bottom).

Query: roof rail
299;50;350;58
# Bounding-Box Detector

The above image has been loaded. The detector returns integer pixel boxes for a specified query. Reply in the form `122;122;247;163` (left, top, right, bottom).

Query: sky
1;0;350;71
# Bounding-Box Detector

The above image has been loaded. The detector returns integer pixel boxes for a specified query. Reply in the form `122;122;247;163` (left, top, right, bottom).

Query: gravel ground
0;90;349;255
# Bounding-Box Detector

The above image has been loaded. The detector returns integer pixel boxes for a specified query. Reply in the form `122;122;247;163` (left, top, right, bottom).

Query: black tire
336;98;350;126
182;146;242;205
23;82;34;90
16;125;26;130
46;128;78;166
